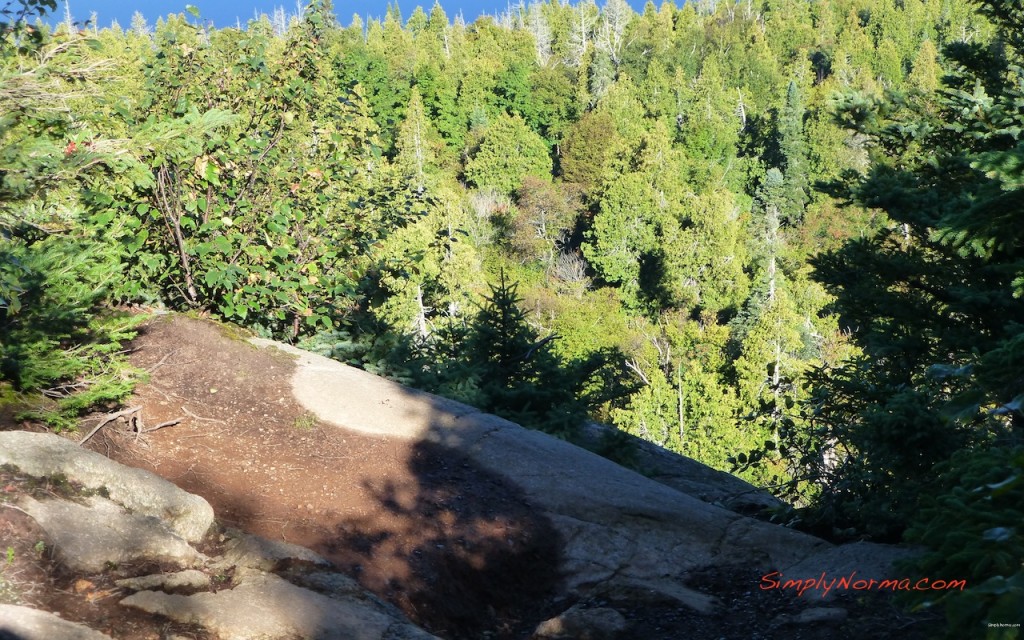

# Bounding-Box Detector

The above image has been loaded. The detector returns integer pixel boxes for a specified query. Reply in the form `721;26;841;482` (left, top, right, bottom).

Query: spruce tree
794;0;1024;539
464;272;584;437
776;80;809;226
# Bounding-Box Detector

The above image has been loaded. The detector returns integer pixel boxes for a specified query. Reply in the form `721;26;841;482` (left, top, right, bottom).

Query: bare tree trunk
156;165;199;305
677;362;685;448
414;285;429;339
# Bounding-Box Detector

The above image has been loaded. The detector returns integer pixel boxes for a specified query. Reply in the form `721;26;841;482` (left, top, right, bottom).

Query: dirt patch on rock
95;314;562;639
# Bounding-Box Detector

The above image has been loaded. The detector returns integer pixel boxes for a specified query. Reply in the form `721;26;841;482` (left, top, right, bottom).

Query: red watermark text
760;571;967;598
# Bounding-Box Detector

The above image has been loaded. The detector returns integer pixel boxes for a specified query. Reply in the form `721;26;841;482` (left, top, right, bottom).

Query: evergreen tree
791;0;1024;541
464;113;553;195
1;2;145;428
558;110;619;198
776;80;810;226
418;272;607;438
394;87;441;192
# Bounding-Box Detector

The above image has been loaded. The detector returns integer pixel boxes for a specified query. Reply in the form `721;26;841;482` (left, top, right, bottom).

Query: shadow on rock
323;440;563;640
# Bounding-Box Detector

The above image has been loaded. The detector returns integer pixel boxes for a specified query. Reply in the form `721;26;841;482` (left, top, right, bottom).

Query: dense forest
1;0;1022;634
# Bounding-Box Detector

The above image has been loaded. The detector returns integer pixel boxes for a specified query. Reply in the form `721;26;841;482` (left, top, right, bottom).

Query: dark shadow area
571;420;784;518
322;440;564;639
594;564;944;640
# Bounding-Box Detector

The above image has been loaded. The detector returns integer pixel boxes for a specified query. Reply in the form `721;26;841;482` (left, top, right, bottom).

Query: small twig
176;428;227;439
142;417;183;434
0;503;32;517
173;464;198;480
78;406;141;446
181;406;225;423
41;381;89;398
312;453;356;461
144;385;182;403
145;349;179;373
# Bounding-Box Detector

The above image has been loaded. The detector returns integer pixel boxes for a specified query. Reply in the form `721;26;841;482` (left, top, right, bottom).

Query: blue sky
61;0;637;29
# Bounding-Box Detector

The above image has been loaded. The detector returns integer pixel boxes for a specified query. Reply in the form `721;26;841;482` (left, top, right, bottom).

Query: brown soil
0;313;946;639
98;314;562;639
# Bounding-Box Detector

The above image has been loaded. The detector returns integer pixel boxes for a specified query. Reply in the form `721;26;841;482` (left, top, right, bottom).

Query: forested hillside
2;0;1022;634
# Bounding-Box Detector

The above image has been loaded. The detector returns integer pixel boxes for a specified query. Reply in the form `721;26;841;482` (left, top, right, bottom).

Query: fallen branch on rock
144;349;178;374
145;418;182;432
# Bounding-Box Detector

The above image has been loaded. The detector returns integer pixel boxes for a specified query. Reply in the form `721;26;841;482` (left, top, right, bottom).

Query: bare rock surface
255;339;898;609
0;431;213;542
286;569;397;612
215;529;332;571
779;540;919;592
17;495;203;573
120;571;438;640
531;604;627;640
773;606;850;627
598;575;718;614
576;420;782;514
115;570;210;592
0;604;115;640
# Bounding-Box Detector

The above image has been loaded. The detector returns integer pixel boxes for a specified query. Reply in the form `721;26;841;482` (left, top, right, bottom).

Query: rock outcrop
121;571;437;640
0;430;213;542
17;495;204;573
256;338;913;613
531;604;627;640
0;317;921;639
0;604;115;640
0;431;439;640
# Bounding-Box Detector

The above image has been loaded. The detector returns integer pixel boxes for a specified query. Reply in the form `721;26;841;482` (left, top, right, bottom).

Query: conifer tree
792;0;1024;539
464;113;552;195
776;80;809;226
445;272;596;437
394;87;440;193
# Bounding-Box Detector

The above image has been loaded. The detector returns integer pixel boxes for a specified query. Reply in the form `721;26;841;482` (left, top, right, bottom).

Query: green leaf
212;236;232;254
204;269;221;286
129;229;149;251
